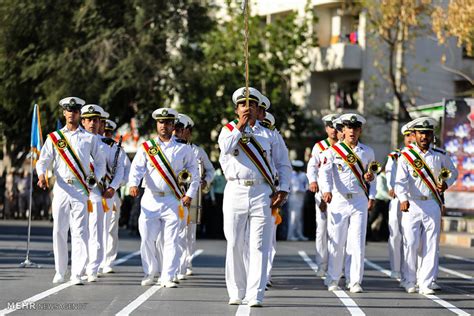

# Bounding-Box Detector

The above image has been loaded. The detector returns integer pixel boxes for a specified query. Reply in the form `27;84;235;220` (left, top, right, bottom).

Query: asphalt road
0;220;472;316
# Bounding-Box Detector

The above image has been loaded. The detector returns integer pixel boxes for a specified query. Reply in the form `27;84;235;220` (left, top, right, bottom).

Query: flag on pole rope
30;103;44;166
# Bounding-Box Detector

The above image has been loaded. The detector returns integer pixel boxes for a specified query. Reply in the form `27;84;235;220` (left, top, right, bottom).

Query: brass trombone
438;167;452;184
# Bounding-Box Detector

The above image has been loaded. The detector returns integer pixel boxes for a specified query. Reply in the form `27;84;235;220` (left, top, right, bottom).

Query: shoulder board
101;137;116;146
432;147;446;155
175;138;188;144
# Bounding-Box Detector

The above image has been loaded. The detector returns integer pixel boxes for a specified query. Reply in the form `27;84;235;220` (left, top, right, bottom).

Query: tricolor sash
400;146;443;206
387;149;400;161
143;139;185;200
316;139;331;153
332;142;369;198
225;120;276;191
49;130;89;196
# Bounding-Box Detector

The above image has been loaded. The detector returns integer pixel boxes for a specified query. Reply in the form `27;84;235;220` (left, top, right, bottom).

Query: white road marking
438;266;473;282
424;295;470;316
444;254;474;264
113;251;141;266
299;250;366;316
115;249;204;315
116;285;162;316
0;250;145;316
364;258;471;315
0;282;73;315
235;304;250;316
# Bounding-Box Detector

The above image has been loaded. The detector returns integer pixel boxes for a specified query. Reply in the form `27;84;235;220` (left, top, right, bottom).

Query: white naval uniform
86;136;124;276
99;138;128;272
395;145;457;290
320;141;376;287
307;140;332;272
128;136;198;283
385;150;403;278
287;171;309;240
178;144;215;277
36;126;105;280
266;129;289;284
219;120;291;302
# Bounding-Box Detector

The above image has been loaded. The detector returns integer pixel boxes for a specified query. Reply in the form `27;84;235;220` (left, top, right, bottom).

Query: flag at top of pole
31;103;44;166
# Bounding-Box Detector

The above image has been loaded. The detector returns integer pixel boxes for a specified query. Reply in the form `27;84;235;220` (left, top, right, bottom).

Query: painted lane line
445;254;474;264
115;249;204;316
363;259;391;277
333;291;366;316
424;295;470;316
0;282;73;315
364;258;470;316
0;251;145;315
235;305;250;316
438;266;473;282
113;250;141;266
191;249;204;260
116;285;162;316
298;250;366;316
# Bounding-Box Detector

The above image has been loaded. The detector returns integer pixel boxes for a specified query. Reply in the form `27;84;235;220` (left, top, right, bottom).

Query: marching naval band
34;92;460;307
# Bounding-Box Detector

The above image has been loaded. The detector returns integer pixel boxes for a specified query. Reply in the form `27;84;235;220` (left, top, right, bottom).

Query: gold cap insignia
69;98;76;106
350;115;357;123
88;106;95;113
422;120;429;127
162;109;168;116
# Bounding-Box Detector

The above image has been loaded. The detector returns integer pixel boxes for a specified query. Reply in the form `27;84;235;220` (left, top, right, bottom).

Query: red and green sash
49;130;89;196
316;139;331;153
332;142;369;198
401;145;443;206
143;139;184;200
225;120;276;191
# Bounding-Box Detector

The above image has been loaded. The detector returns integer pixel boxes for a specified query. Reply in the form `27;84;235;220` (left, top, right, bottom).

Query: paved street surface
0;220;472;316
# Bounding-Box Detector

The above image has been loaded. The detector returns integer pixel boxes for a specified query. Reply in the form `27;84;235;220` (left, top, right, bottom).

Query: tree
432;0;474;57
362;0;433;148
174;1;318;155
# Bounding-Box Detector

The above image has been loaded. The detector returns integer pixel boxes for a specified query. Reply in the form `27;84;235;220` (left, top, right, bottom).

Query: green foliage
0;0;317;164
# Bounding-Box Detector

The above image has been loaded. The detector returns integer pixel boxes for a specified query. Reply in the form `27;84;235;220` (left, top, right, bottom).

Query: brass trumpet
368;161;382;175
438;167;452;183
86;174;98;189
177;169;192;188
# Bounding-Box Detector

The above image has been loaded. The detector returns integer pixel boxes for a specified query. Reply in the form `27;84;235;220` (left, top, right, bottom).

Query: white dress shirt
218;120;291;192
395;145;457;202
36;126;106;197
320;141;377;199
128;136;199;199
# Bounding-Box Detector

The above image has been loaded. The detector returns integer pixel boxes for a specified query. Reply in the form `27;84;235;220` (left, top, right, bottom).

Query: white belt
335;192;365;199
228;178;266;186
147;189;173;197
409;195;432;201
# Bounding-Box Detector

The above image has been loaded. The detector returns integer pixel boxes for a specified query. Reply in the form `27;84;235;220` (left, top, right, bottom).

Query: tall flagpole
20;104;41;268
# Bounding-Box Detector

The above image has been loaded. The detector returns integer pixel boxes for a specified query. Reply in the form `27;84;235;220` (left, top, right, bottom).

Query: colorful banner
30;104;44;166
442;99;474;192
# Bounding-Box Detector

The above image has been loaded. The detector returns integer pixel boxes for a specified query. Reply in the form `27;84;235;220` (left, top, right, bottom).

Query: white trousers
87;200;105;275
51;187;89;279
223;182;272;302
327;194;368;287
314;193;328;272
139;190;180;282
176;208;189;276
388;198;403;275
101;193;121;269
266;219;278;282
287;191;305;240
185;223;197;270
401;199;440;289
